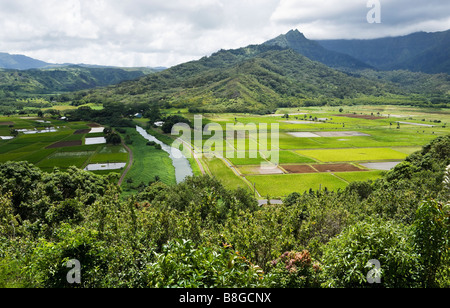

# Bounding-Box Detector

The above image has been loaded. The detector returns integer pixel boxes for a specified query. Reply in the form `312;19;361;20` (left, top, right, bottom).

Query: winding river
136;126;193;184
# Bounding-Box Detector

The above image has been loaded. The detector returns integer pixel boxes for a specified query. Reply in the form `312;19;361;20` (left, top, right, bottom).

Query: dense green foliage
0;66;156;115
0;135;448;288
0;66;151;96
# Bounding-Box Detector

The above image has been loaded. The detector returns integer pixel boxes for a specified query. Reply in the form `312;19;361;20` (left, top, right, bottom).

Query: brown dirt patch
313;164;365;173
335;114;384;120
282;165;318;174
74;129;91;135
87;123;102;127
0;122;15;126
46;140;82;149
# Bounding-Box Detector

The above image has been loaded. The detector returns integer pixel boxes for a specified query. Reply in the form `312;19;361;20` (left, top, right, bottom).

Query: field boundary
118;141;133;186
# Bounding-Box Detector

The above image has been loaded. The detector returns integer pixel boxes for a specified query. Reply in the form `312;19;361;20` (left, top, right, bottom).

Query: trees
321;218;421;288
413;199;450;287
0;135;449;288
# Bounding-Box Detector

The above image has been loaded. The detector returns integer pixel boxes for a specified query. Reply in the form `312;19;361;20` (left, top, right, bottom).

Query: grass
247;173;348;197
335;171;385;183
120;127;176;197
278;150;317;164
296;148;408;162
204;158;250;191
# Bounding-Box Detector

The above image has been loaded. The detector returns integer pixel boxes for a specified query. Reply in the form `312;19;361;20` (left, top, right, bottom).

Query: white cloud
0;0;448;67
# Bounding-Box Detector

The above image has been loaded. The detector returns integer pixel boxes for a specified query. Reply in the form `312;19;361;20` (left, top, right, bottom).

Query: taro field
181;105;450;198
0;116;129;177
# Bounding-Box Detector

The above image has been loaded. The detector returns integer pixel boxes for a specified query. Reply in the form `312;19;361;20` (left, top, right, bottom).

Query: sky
0;0;449;68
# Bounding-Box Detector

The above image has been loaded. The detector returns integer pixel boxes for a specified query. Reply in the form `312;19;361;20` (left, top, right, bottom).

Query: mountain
317;29;450;74
79;43;419;113
0;52;50;70
4;29;446;113
263;29;373;71
0;65;155;96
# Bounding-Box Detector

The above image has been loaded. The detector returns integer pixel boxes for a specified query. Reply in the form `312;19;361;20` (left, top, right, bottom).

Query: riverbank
136;126;193;184
119;127;176;198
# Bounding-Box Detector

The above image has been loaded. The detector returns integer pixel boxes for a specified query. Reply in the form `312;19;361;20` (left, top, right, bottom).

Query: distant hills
0;65;158;95
0;51;166;72
0;53;165;96
1;28;448;113
317;29;450;74
0;52;50;70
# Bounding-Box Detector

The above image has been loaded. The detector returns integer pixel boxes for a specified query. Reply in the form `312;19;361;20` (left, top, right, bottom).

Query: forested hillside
0;65;154;96
1;135;448;288
68;46;447;114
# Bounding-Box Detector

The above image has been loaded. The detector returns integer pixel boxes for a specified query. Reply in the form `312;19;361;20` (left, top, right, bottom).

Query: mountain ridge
263;29;373;71
317;29;450;74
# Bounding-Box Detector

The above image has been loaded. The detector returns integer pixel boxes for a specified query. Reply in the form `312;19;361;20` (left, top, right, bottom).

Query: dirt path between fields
118;141;133;186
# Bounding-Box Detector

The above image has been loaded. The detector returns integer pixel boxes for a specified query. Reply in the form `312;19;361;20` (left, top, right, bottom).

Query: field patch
396;121;435;127
89;127;105;134
85;137;106;145
247;173;348;197
360;161;401;171
335;114;384;120
74;129;91;135
87;123;102;127
312;163;365;173
288;132;321;138
297;148;408;162
238;165;285;175
336;171;384;183
278;151;316;164
46;140;82;149
288;131;370;138
314;131;370;137
50;151;95;158
85;163;126;171
284;121;321;124
282;165;317;174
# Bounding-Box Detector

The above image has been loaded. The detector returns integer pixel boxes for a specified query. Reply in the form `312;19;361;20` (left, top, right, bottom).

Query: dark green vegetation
0;135;448;288
0;65;152;96
0;65;158;115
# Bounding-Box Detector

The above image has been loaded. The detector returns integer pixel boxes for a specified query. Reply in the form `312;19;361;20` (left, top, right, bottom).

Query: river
136;126;193;184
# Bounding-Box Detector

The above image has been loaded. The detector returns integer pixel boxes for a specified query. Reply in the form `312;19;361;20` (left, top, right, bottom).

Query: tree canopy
0;136;449;288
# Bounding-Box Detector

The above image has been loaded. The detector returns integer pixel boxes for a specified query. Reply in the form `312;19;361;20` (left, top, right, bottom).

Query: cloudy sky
0;0;449;68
